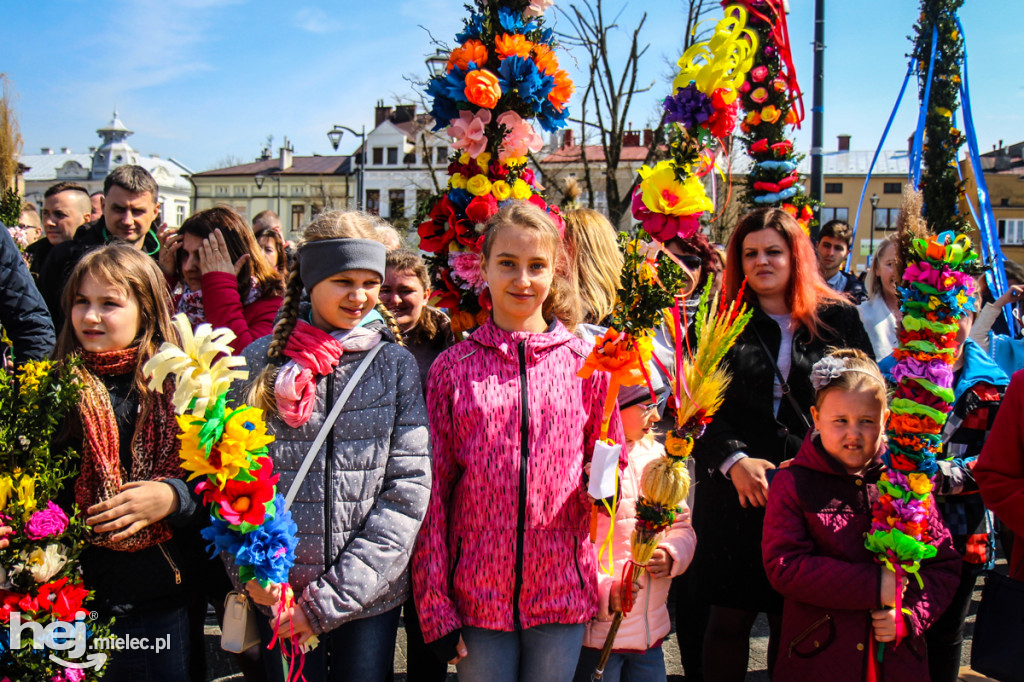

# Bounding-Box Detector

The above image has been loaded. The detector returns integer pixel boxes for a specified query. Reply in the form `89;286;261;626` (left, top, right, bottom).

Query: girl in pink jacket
574;366;696;682
411;202;622;682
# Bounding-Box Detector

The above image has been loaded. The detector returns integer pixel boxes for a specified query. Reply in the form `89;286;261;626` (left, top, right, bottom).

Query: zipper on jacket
573;537;585;591
324;371;335;674
512;340;530;630
324;372;335;574
450;537;463;594
157;543;181;585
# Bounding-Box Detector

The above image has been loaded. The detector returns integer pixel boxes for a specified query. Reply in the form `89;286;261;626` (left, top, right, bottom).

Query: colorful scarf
75;346;184;552
177;276;262;327
274;320;382;428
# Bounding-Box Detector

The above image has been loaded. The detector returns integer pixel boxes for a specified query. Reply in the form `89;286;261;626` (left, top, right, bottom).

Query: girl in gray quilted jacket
241;210;432;682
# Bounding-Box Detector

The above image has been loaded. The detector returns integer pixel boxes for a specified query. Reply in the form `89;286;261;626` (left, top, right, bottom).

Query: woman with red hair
690;208;872;681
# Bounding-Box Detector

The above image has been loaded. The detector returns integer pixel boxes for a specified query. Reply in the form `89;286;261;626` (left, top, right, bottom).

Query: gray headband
298;238;387;290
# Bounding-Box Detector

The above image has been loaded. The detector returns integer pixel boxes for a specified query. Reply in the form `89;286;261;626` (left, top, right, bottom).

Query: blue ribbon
956;17;1015;334
909;23;939;191
845;57;916;270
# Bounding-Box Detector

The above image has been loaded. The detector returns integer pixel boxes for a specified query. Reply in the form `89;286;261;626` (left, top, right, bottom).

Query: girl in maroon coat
762;349;960;681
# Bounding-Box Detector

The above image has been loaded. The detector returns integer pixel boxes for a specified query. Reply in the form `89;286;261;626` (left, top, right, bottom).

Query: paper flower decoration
143;316;248;416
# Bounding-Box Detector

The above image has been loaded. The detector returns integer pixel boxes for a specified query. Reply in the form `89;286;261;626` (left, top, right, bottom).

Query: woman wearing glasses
690;208;872;682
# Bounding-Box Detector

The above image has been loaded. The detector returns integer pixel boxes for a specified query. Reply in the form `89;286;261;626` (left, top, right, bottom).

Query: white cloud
293;7;342;34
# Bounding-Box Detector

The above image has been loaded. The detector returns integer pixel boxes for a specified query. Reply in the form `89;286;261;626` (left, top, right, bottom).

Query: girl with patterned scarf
52;244;201;681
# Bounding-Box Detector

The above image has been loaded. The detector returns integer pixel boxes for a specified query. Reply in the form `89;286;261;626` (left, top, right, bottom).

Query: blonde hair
865;235;899;300
563;208;623;325
247;210;402;416
52;244;178;397
481;201;581;331
814;348;888;407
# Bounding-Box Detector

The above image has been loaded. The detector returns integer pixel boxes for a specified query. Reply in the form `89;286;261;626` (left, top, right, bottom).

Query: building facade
19;111;193;227
190;142;353;238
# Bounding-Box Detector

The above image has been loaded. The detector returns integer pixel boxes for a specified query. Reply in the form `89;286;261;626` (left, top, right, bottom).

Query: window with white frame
820;207;849;223
998;219;1024;246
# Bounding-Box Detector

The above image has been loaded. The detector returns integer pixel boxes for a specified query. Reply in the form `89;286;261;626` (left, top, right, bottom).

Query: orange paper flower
465;69;502;109
448;39;489;72
548;70;575;111
760;105;781;124
495;33;534;60
533;43;559;75
578;328;648;386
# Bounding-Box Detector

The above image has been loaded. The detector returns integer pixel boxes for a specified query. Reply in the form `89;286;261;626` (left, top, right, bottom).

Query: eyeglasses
678;254;702;270
640;403;661;419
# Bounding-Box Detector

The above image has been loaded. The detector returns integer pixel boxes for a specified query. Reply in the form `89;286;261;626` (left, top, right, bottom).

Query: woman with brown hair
381;249;455;394
159;206;284;352
691;207;872;681
255;224;290;279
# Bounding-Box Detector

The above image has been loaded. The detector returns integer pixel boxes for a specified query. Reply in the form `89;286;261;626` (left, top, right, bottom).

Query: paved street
208;557;1003;681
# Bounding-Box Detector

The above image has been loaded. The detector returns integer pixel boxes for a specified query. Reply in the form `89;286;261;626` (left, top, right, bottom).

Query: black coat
690;302;873;612
37;218;161;331
0;226;55;365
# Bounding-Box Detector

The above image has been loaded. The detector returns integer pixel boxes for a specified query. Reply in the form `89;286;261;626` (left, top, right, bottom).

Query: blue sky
3;1;1021;172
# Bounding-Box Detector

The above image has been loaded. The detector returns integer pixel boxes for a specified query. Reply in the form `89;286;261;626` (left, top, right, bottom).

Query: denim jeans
100;604;191;682
258;605;401;682
456;623;585;682
573;644;667;682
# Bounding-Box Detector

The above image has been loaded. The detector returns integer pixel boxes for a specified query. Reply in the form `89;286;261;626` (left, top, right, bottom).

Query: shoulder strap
283;342;385;511
751;322;812;431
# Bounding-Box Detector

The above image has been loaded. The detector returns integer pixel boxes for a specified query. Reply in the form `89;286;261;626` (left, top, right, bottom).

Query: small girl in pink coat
574;367;696;682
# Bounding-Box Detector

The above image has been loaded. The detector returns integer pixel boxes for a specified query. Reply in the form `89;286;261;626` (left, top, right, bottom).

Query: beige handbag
221;590;261;653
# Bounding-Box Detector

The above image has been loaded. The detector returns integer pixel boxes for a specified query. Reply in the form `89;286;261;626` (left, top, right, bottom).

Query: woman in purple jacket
763;349;960;680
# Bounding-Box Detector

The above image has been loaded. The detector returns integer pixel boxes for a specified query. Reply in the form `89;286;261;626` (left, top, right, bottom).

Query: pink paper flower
449;251;487;294
524;0;555;17
496;111;544;162
750;65;769;82
448;110;492;159
25;502;69;540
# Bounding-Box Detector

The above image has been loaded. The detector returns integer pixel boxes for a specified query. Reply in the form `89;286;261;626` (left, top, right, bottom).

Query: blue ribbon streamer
845;57;916;270
909;23;939;191
956;16;1015;334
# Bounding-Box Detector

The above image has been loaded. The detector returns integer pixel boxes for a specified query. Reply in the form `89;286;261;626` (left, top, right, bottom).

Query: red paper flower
466;194;499;224
197;457;279;528
418;196;458;253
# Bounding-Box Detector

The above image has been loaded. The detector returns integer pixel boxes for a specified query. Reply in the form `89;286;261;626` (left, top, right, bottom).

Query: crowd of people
2;164;1023;682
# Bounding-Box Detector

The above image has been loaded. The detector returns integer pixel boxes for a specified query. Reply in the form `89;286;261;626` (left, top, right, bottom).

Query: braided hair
246;210;391;417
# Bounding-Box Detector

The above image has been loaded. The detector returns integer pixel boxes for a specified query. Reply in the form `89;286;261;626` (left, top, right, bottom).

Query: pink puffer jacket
582;438;696;653
412;319;622;643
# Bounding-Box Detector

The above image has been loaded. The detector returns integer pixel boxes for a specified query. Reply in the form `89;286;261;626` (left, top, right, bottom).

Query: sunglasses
678;254;702;270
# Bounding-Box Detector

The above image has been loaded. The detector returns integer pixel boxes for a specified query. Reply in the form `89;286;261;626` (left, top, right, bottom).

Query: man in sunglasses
816;219;867;304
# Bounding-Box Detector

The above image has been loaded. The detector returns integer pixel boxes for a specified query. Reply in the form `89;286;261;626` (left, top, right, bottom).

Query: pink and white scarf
274;320;382;427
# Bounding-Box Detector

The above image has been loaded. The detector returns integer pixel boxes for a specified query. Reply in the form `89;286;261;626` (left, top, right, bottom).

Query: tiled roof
192;155;351;177
541;144;656;164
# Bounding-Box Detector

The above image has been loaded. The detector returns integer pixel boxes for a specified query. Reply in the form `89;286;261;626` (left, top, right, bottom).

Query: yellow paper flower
143;315;249;416
476;152;492;171
492;180;512;201
908;473;933;496
223;406;275;453
673;7;757;95
450;173;467;190
177;417;254;489
0;476;12;512
17;476;36;516
459;152;471;165
636;160;713;217
759;105;781;124
512;179;533;200
466;174;493;197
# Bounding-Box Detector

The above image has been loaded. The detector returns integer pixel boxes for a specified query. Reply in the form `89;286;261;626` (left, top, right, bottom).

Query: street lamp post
328;124;366;211
425;49;448;78
253;172;281;216
869;192;880;266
